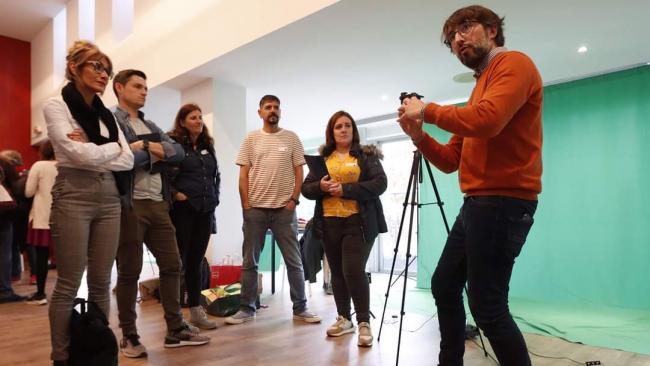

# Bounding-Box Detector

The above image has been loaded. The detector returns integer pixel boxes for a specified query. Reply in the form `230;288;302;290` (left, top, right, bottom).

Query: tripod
377;149;487;365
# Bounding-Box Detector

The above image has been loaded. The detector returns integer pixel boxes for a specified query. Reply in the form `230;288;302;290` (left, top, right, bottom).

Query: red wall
0;35;37;169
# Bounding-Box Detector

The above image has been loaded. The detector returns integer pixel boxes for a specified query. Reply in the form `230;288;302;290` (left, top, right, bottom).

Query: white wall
30;0;340;144
140;86;181;132
212;80;249;263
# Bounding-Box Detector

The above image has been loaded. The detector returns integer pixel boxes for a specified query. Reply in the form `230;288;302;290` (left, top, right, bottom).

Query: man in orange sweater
398;5;542;366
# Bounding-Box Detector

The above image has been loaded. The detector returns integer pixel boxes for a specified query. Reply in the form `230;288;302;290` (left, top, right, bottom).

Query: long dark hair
321;110;361;158
169;103;214;147
39;141;55;161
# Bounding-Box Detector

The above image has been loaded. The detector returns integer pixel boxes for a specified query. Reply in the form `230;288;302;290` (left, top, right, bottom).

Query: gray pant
115;199;184;335
48;167;121;361
240;207;306;313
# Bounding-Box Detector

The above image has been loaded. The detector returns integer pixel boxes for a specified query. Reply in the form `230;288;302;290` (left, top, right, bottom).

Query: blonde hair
65;40;112;81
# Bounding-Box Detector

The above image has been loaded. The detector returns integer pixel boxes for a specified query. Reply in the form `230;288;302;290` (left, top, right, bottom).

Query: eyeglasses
444;19;480;47
85;60;114;79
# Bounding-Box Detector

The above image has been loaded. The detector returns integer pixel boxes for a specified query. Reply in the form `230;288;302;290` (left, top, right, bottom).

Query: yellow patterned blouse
323;152;361;217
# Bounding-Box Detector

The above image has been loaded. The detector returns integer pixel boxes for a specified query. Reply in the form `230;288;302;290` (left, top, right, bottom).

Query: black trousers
322;214;374;323
33;246;49;295
432;196;537;366
170;201;212;307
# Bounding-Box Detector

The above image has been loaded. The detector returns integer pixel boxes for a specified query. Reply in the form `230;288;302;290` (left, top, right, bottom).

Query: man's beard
268;114;279;124
458;43;490;70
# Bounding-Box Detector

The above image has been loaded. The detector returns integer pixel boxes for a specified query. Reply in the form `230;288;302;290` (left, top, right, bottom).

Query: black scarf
61;82;118;145
61;82;129;195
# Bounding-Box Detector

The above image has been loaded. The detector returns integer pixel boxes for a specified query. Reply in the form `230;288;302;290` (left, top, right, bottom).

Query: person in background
0;159;27;303
302;111;387;347
43;40;133;366
0;150;30;283
397;5;543;365
168;103;220;330
24;141;58;305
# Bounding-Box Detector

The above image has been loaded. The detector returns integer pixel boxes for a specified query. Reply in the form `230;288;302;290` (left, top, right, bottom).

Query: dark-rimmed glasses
444;19;481;47
85;60;114;79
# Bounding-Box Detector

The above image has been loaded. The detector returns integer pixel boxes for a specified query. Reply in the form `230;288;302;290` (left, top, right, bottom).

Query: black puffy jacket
302;144;387;243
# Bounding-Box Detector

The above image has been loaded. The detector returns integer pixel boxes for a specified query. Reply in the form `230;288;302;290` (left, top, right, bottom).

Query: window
375;139;419;274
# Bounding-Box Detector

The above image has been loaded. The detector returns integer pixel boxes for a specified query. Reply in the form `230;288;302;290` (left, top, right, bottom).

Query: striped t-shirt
236;129;306;208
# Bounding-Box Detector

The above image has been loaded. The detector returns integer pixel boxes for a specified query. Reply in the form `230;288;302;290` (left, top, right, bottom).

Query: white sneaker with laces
225;310;255;325
293;309;322;323
358;322;373;347
326;315;355;337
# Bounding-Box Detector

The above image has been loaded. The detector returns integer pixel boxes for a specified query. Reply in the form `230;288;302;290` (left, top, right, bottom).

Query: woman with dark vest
168;103;220;330
43;40;133;366
302;110;387;347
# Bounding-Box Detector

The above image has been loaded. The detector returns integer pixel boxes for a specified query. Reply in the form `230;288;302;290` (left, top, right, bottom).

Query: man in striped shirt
226;95;321;325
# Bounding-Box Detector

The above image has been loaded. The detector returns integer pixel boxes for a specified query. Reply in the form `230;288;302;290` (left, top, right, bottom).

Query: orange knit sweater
416;51;543;200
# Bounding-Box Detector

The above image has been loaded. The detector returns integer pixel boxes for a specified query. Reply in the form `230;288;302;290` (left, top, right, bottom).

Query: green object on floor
259;233;282;272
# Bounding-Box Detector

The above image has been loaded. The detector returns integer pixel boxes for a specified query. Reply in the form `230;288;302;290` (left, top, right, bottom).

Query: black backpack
69;298;118;366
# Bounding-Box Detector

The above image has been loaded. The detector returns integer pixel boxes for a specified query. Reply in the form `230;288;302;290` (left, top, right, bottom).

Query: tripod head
399;92;424;104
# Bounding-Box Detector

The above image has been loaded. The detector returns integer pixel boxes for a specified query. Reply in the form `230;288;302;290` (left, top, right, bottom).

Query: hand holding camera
397;92;426;144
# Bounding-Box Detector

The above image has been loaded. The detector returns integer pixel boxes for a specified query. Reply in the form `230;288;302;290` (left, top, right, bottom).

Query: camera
399;92;424;103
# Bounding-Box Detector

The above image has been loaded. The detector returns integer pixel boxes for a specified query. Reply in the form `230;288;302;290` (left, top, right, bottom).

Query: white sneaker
120;334;147;358
293;309;322;323
358;322;373;347
225;310;255;325
326;315;355;337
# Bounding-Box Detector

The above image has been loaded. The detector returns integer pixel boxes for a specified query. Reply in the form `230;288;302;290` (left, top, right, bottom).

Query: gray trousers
240;207;307;313
48;167;121;361
115;199;184;336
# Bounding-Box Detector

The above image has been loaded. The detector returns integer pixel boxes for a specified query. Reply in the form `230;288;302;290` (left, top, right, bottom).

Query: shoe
325;283;334;295
190;306;217;330
164;324;210;348
0;293;27;303
326;315;355;337
225;310;255;325
293;309;322;323
183;321;200;334
120;333;147;358
358;322;373;347
26;292;47;305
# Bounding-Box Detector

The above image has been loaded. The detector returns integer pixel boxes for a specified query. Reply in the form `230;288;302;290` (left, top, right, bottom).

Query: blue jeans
432;196;537;366
240;207;307;313
0;221;15;297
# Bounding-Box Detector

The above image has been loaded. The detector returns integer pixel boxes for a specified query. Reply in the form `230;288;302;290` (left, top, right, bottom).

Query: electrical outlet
585;361;602;366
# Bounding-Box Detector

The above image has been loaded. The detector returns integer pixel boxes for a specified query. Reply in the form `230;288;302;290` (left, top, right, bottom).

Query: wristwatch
290;197;300;205
143;139;150;151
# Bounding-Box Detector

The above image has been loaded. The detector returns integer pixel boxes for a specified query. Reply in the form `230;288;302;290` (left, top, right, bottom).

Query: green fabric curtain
417;65;650;310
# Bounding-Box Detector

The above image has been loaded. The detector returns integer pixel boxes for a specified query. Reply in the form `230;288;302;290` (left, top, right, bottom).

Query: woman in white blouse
43;40;133;366
24;141;57;306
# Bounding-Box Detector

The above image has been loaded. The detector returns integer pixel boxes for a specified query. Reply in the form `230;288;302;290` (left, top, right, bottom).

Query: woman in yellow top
302;110;387;347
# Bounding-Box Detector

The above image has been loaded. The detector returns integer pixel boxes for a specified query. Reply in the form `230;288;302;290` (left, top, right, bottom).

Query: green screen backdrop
417;65;650;310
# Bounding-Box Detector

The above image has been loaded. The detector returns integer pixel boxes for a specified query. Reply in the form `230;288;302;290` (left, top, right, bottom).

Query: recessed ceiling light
578;45;588;53
380;94;389;101
453;72;474;83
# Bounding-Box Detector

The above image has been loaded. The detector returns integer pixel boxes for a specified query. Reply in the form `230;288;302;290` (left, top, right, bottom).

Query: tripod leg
378;150;418;342
395;159;420;366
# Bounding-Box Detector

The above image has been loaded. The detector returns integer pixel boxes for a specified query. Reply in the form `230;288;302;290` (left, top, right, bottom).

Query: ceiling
164;0;650;139
1;0;648;140
0;0;66;41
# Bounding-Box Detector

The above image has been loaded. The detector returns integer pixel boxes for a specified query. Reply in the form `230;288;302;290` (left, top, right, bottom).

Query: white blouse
43;96;133;172
24;160;57;229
